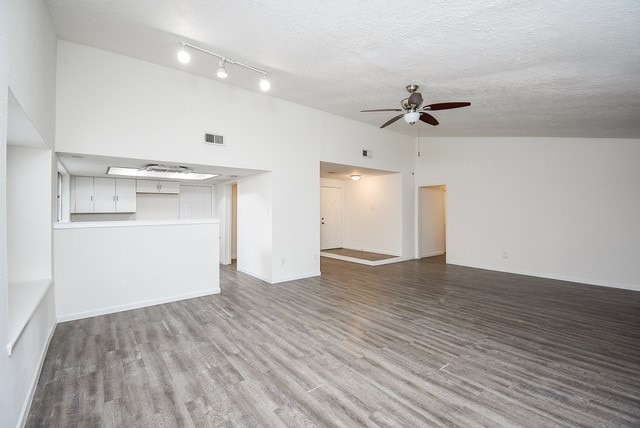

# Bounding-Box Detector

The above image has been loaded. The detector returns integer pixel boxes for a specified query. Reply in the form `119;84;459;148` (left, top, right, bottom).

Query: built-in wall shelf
6;278;53;356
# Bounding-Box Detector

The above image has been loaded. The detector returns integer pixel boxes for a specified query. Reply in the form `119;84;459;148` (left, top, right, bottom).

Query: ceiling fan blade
380;114;404;128
419;112;439;126
361;108;403;112
424;102;471;111
408;92;423;108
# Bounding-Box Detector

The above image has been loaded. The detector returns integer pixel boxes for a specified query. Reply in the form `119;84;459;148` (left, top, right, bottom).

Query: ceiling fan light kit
361;84;470;128
404;111;420;124
178;42;270;92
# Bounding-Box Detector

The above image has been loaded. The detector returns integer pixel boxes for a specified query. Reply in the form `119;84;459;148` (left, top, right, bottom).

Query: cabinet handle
113;196;116;201
116;195;119;201
90;195;93;201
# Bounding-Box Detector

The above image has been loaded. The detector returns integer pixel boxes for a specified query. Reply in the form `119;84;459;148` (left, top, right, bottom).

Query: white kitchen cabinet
136;180;180;194
94;178;116;213
72;177;136;213
115;179;136;212
74;177;94;213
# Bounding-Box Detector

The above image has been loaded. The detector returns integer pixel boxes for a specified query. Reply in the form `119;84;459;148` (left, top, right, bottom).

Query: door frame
221;181;237;265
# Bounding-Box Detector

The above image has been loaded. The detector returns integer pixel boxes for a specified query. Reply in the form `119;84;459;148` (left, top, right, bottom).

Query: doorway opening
220;181;238;267
419;185;447;260
319;161;403;266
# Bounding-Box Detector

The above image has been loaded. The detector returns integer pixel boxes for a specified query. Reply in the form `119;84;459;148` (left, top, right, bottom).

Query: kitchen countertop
54;219;220;229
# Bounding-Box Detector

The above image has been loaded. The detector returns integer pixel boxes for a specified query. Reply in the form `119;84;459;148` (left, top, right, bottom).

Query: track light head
177;47;190;64
260;75;270;92
217;59;228;79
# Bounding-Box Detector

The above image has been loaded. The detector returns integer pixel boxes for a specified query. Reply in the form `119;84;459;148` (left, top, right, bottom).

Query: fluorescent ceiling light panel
107;166;217;180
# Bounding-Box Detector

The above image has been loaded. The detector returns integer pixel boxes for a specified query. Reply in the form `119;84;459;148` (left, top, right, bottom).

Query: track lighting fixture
178;42;271;92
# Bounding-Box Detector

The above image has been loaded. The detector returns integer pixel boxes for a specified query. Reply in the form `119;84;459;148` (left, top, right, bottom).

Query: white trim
56;288;220;322
236;268;322;284
54;218;219;229
236;267;271;284
420;251;445;258
271;271;322;284
320;252;407;267
445;259;640;292
17;320;56;428
341;247;401;258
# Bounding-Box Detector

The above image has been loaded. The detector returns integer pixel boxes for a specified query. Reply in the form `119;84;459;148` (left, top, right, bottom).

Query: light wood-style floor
27;257;640;427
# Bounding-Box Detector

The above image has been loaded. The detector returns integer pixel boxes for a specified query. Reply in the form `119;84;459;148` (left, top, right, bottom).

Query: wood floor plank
27;257;640;427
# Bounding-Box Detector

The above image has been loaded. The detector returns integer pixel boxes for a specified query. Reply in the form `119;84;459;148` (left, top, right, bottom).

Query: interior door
321;186;343;250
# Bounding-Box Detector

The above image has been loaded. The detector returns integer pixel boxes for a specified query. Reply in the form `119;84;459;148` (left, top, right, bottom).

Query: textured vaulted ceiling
45;0;640;138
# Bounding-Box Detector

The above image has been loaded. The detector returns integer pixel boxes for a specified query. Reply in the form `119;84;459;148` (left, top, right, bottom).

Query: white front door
321;186;343;250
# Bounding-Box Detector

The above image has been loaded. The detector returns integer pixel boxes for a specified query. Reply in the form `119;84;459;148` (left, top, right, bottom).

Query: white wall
1;0;58;426
6;146;53;282
237;173;273;281
54;221;220;321
342;174;404;256
55;41;416;283
415;137;640;291
135;193;180;220
214;182;229;263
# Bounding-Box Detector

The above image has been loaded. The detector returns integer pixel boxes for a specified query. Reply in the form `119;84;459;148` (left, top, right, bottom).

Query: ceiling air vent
205;133;225;146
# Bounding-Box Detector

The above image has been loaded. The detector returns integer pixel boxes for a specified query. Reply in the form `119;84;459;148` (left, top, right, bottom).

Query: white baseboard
420;251;445;258
57;288;220;322
236;267;323;285
271;271;321;284
17;319;56;428
236;267;272;284
445;259;640;292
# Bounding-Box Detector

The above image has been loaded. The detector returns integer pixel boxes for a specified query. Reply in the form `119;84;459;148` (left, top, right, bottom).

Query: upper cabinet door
136;180;180;194
74;177;94;213
115;179;136;212
157;181;180;194
136;180;159;193
93;178;116;213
